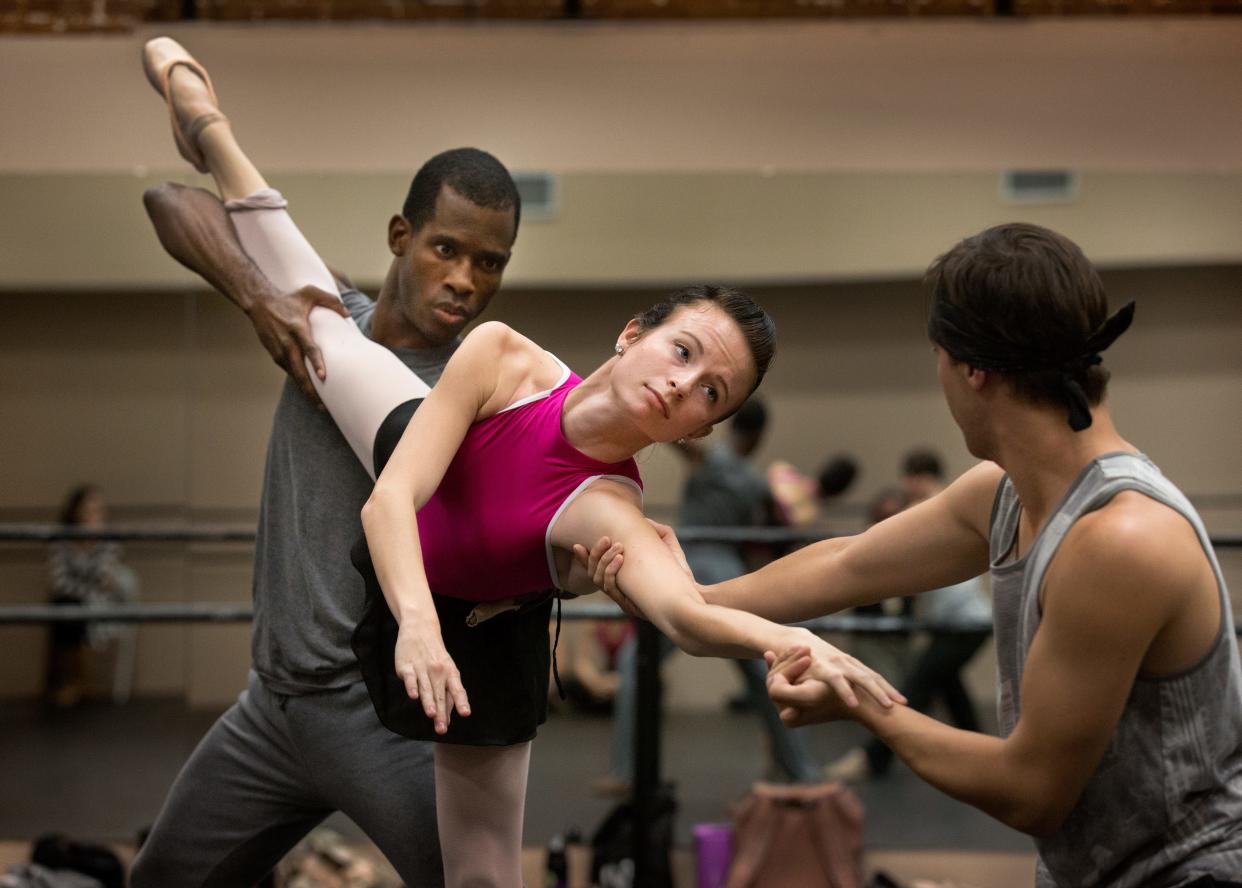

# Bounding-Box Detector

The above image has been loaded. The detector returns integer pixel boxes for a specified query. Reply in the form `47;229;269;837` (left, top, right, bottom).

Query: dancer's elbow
142;181;185;223
360;486;400;535
1002;796;1071;838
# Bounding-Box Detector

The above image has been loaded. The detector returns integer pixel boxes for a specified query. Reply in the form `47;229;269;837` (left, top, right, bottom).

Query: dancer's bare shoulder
1046;491;1220;676
459;322;565;416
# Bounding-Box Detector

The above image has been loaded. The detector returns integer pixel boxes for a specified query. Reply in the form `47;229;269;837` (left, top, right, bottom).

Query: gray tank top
990;452;1242;887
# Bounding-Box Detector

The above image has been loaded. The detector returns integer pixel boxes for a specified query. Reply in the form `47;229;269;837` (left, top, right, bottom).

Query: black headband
930;300;1136;432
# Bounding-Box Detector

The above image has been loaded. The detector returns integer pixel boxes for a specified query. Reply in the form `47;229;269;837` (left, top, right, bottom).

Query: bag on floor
29;836;122;888
590;783;676;888
726;782;865;888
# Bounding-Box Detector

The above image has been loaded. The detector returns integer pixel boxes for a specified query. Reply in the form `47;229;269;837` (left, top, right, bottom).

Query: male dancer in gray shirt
132;147;520;887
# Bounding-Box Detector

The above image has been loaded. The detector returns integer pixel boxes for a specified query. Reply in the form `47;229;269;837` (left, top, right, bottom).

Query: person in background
552;618;634;716
767;453;859;532
727;452;859;716
815;454;860;513
835;486;915;721
595;399;822;796
46;485;140;708
899;448;946;503
826;452;992;782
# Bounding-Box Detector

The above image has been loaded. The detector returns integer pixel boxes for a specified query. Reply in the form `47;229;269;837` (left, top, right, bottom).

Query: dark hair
901;448;943;480
402;148;521;236
633;285;777;396
816;455;858;499
925;223;1111;410
58;485;98;527
731;398;768;436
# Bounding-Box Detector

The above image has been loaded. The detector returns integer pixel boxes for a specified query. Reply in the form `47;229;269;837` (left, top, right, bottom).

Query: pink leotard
415;357;642;603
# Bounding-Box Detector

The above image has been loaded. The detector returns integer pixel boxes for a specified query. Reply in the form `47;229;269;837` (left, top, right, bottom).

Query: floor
0;696;1034;885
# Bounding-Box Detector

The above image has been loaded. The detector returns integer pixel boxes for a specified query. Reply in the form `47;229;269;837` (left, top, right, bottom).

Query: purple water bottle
693;822;733;888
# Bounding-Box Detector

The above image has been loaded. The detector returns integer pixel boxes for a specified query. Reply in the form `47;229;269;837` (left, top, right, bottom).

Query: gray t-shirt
252;288;459;694
677;444;769;585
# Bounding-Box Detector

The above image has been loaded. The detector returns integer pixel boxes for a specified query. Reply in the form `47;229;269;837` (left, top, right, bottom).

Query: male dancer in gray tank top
594;223;1242;886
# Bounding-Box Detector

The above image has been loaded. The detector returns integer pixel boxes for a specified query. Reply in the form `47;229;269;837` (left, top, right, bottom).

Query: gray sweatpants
131;671;443;887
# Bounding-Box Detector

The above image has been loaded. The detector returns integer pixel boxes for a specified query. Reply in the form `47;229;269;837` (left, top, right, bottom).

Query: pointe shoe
141;37;228;174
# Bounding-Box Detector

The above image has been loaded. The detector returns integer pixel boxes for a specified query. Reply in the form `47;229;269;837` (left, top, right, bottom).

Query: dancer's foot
142;37;229;173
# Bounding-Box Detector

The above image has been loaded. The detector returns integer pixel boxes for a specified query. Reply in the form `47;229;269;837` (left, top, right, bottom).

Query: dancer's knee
142;181;186;218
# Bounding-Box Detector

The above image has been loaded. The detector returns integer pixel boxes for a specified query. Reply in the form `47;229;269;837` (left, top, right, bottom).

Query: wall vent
513;172;559;222
1000;170;1078;205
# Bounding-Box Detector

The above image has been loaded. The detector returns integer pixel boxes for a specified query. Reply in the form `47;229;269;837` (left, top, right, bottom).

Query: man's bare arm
771;498;1201;835
701;461;1001;623
142;182;349;404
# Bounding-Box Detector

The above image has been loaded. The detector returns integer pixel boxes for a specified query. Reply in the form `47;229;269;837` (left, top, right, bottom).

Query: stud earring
615;343;624;355
677;437;688;445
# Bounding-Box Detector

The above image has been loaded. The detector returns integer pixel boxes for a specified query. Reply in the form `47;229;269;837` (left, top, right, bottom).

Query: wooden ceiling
2;0;1239;32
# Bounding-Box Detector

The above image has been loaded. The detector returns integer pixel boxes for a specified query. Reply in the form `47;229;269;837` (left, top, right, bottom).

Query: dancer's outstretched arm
584;463;999;625
552;491;904;709
143;182;349;405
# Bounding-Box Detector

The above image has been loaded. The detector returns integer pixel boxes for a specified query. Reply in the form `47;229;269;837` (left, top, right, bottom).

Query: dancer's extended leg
154;46;428;478
224;188;430;478
435;743;531;888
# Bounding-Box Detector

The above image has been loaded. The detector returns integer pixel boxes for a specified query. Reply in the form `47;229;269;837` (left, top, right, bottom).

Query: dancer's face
612;303;757;443
388;186;516;347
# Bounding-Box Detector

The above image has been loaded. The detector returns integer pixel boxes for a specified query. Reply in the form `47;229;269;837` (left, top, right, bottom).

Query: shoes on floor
823;747;872;784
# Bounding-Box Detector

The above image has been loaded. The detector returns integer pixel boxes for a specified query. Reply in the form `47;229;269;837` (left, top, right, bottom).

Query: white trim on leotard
496;352;572;414
544;474;644;591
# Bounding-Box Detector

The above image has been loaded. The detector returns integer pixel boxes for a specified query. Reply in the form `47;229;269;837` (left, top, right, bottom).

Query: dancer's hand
646;520;691;578
766;633;905;711
247;284;350;408
572;535;648;620
573;521;691;620
766;647;851;727
394;618;469;734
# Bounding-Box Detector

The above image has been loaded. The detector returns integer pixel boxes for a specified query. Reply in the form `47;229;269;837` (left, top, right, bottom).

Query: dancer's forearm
143;182;276;310
661;595;809;660
360;488;437;625
144;181;350;403
851;701;1063;834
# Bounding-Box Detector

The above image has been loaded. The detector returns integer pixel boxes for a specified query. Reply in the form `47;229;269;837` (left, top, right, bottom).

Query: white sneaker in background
823;747;872;783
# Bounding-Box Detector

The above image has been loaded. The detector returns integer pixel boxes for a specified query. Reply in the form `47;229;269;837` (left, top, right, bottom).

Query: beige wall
2;20;1240;175
5;171;1242;290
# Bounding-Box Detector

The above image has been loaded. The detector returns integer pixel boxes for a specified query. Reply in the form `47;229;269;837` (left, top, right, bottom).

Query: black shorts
351;396;553;747
350;544;553;747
